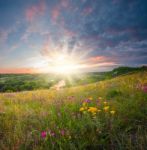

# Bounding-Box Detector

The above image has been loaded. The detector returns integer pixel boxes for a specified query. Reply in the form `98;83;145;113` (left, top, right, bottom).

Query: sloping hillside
0;71;147;149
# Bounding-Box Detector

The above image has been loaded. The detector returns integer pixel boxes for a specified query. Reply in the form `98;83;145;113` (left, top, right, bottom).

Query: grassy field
0;71;147;150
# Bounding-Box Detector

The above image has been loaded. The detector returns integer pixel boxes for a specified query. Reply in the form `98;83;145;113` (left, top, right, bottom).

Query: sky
0;0;147;73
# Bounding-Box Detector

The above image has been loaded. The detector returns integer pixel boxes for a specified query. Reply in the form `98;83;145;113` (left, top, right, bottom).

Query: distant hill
0;66;146;92
110;66;147;77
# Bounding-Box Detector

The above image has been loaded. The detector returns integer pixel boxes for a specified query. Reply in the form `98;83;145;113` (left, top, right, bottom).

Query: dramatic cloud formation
0;0;147;73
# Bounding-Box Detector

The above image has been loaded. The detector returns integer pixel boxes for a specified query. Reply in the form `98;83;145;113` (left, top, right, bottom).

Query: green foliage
106;90;122;99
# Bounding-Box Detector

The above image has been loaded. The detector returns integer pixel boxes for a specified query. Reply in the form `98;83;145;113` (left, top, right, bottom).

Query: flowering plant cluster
79;97;116;118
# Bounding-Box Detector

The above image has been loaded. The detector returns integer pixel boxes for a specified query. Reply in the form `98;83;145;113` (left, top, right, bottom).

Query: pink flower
41;131;47;138
136;83;147;93
142;85;147;93
49;130;55;137
51;132;55;137
60;129;65;136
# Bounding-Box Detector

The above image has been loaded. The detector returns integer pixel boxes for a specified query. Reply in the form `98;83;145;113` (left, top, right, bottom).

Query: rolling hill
0;71;147;149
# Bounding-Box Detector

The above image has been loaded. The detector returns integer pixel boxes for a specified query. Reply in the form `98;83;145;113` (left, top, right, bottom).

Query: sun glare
49;54;80;74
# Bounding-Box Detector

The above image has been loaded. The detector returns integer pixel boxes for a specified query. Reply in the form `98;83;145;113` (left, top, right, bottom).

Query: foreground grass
0;71;147;150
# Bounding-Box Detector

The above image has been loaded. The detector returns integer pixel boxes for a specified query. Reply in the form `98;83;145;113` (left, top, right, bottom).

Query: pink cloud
26;0;46;22
89;62;118;67
89;56;107;62
51;6;60;23
0;68;38;74
86;56;119;68
51;0;71;23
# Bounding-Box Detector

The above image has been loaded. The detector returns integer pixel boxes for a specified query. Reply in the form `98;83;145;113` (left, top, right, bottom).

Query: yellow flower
103;106;109;111
88;97;93;100
110;110;116;115
88;107;97;113
79;107;85;111
82;102;86;107
98;97;102;100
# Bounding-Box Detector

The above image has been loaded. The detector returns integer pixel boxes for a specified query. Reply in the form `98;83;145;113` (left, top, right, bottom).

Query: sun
48;53;81;74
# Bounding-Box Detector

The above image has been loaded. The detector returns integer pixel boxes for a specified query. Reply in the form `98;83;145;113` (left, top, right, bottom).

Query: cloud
0;68;38;74
50;0;71;23
25;0;46;22
0;21;21;54
51;6;61;23
0;24;18;44
22;0;47;42
88;56;109;63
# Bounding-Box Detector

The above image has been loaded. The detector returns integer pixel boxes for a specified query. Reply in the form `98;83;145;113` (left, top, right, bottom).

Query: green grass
0;71;147;150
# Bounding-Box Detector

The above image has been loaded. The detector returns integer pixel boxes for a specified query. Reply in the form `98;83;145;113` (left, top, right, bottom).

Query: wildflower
84;106;88;110
79;107;85;111
103;106;109;112
41;131;47;138
110;110;116;115
88;97;93;100
60;129;65;136
88;107;97;113
51;132;55;137
82;102;86;107
142;84;147;93
84;99;91;103
137;83;147;93
98;97;102;100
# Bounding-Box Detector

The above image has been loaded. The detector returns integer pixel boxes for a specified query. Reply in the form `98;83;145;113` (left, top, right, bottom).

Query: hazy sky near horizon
0;0;147;73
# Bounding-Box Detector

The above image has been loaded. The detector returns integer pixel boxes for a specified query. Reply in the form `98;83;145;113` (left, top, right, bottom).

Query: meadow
0;70;147;150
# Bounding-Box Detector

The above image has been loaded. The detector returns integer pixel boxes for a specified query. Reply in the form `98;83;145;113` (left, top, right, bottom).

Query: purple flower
41;131;47;138
84;99;91;103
